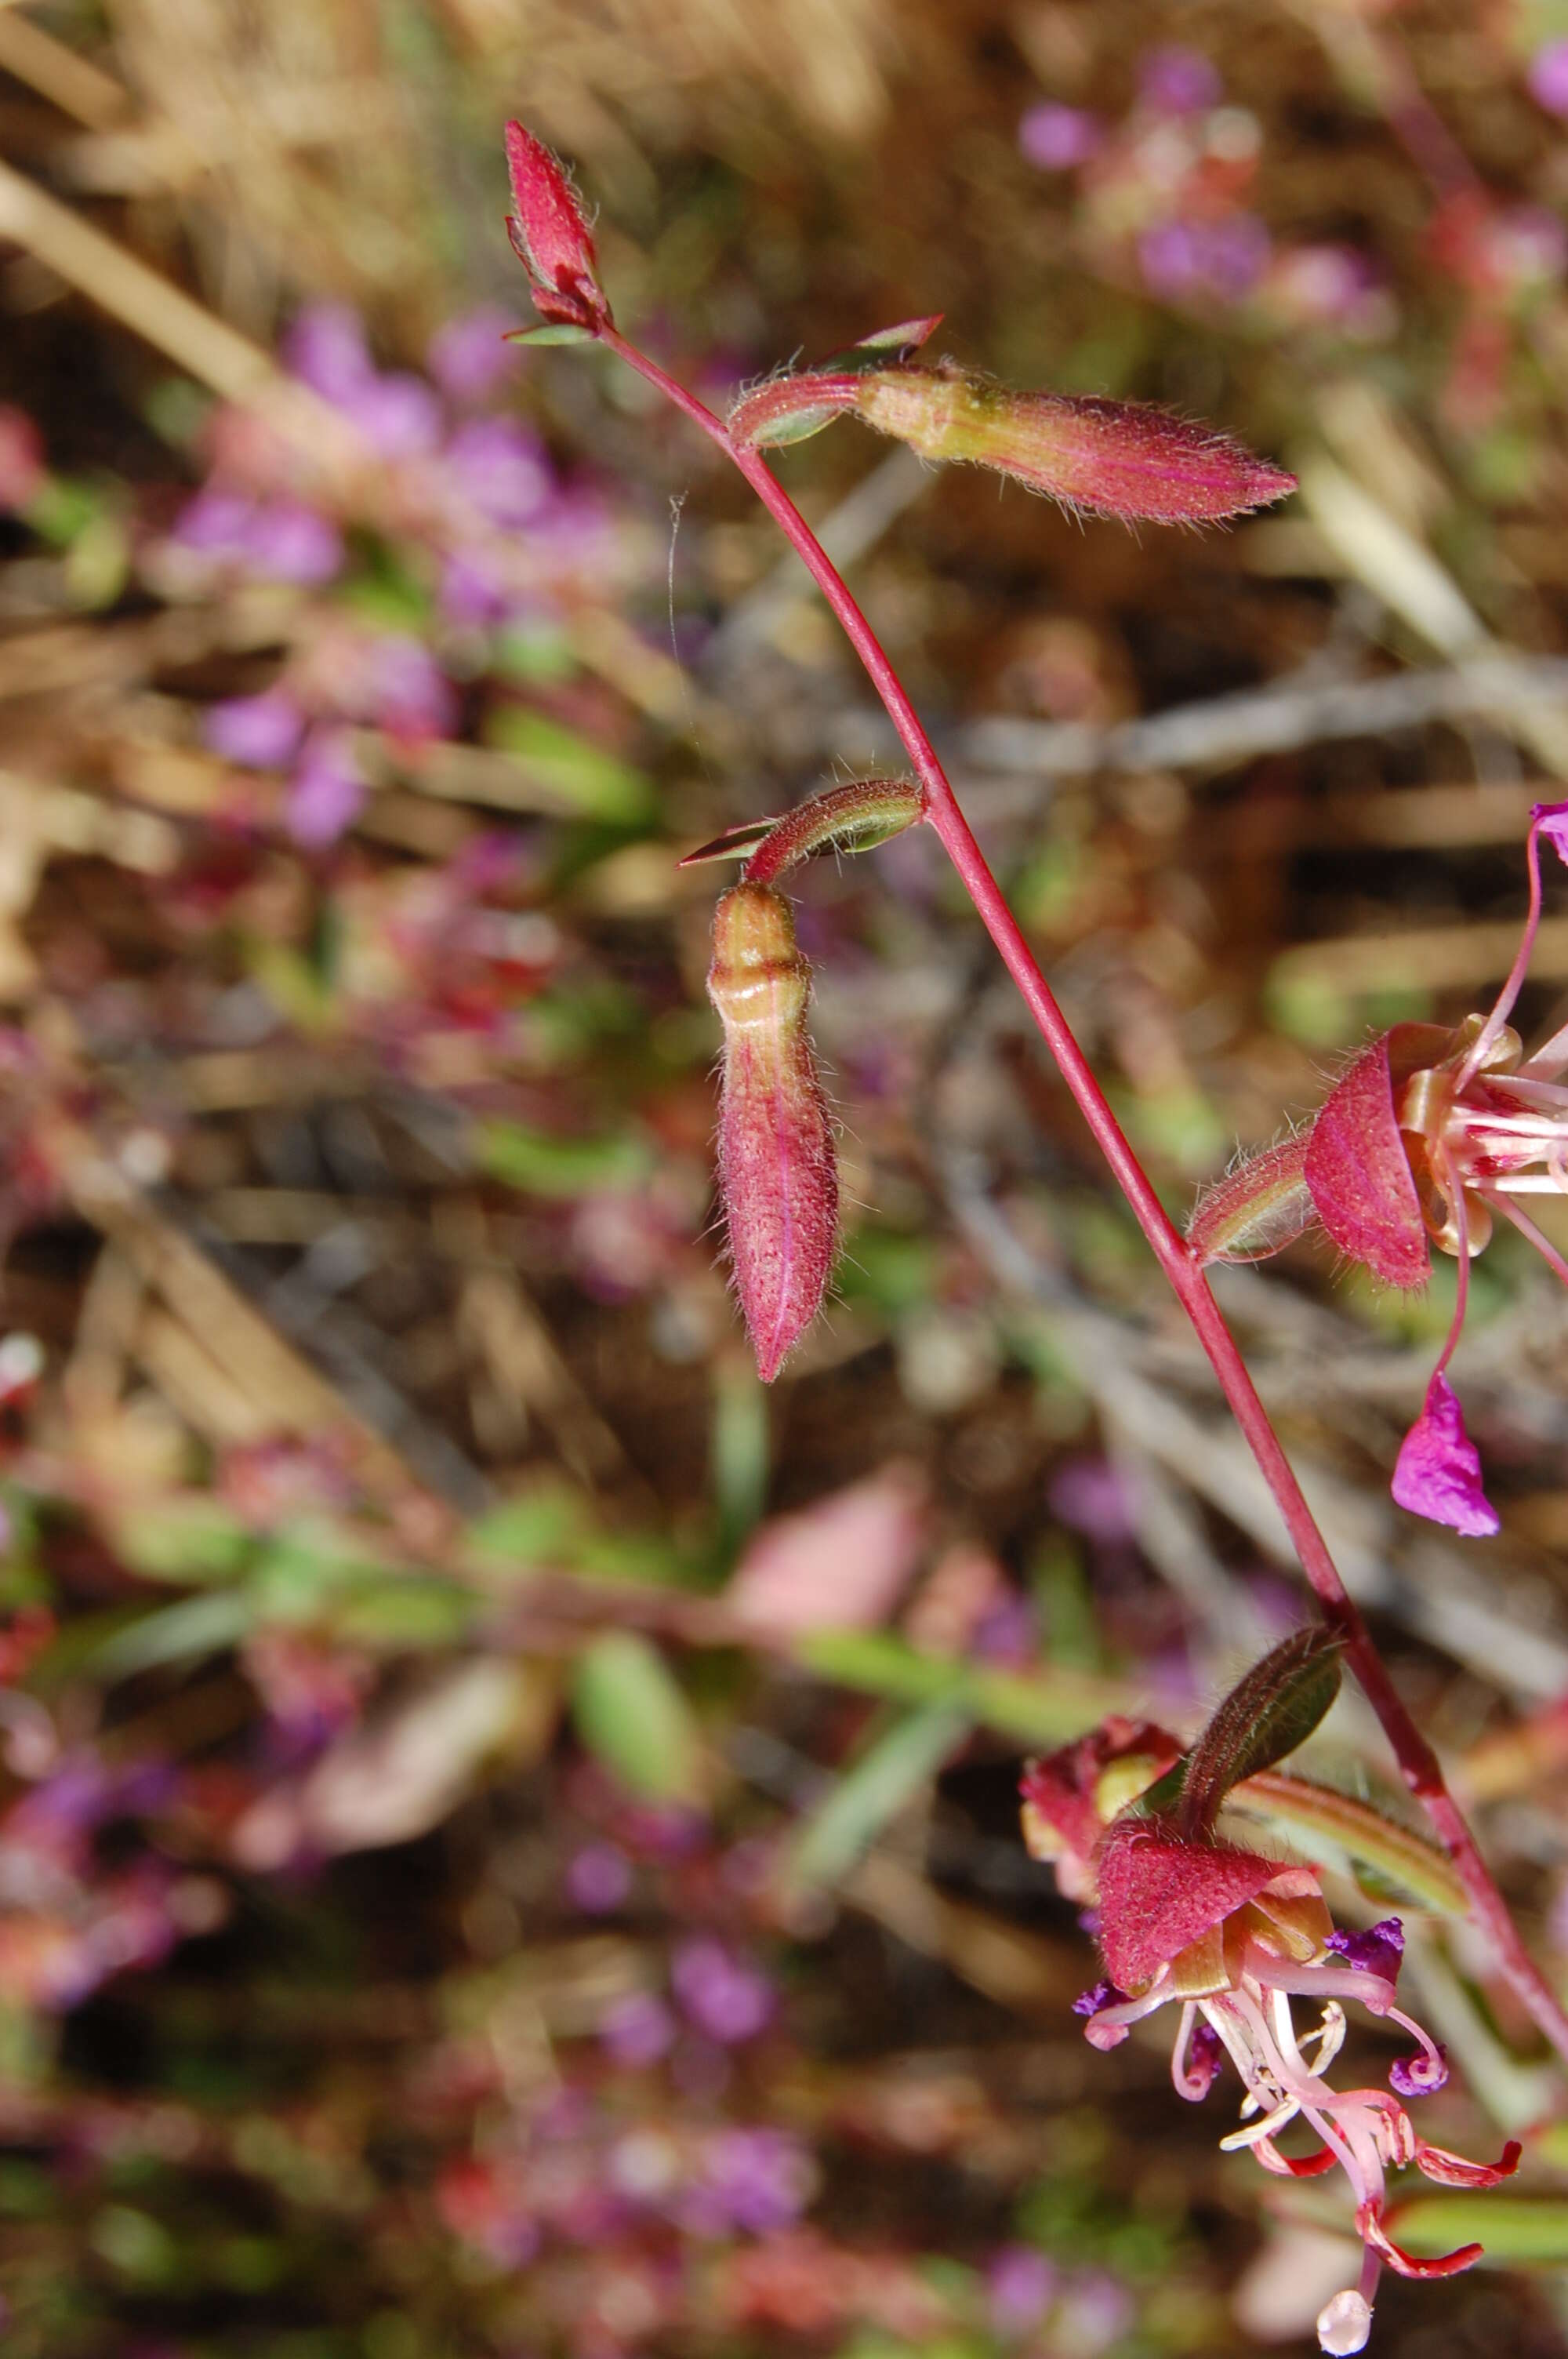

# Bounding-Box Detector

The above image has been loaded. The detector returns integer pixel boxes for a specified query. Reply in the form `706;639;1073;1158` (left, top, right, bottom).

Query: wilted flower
1191;801;1568;1535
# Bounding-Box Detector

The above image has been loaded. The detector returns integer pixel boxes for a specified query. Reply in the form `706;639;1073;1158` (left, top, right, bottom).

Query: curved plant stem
598;322;1568;2066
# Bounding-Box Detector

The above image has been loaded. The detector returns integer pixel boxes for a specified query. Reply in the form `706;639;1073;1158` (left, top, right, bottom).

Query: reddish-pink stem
599;322;1568;2064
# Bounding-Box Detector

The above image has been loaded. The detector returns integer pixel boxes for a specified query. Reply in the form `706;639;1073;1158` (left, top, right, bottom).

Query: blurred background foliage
5;1;1568;2354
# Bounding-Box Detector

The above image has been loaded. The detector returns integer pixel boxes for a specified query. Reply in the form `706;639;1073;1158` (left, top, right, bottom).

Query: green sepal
502;322;598;346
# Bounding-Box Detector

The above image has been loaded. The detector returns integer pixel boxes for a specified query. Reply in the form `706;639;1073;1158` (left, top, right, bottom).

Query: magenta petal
1391;1374;1499;1537
1533;800;1568;868
1303;1034;1429;1289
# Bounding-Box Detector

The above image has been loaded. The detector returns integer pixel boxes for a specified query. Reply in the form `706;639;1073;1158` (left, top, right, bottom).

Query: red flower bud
503;121;609;330
707;883;838;1383
852;364;1294;524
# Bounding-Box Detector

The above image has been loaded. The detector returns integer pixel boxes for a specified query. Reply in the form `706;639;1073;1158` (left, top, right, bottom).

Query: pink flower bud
503;122;609;330
851;365;1295;523
707;883;837;1382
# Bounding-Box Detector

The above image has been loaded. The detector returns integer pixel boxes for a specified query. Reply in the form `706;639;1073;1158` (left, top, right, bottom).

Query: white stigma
1317;2287;1372;2355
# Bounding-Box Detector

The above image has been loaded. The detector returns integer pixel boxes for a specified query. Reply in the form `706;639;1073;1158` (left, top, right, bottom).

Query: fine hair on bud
707;882;838;1382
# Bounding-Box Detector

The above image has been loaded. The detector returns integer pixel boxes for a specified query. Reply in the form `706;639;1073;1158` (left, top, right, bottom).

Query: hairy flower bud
503;121;609;331
852;364;1295;523
707;883;837;1382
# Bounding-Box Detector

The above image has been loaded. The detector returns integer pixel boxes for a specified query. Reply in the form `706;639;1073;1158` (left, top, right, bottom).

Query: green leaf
572;1631;704;1805
785;1700;971;1891
466;1484;592;1567
474;1118;649;1198
93;1588;254;1678
502;322;597;346
797;1628;1128;1746
1177;1627;1342;1838
111;1501;252;1585
482;707;654;823
1224;1771;1467;1914
326;1577;475;1648
820;314;944;373
1382;2197;1568;2265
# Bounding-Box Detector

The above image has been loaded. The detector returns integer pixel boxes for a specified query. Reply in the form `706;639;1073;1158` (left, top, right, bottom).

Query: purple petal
1391;1373;1500;1538
438;551;512;627
427;306;522;404
1018;104;1102;172
987;2245;1058;2337
1138;220;1203;299
364;636;458;743
286;730;365;849
599;1989;675;2067
564;1841;631;1914
1528;38;1568;117
1325;1916;1404;1988
1071;1977;1124;2018
342;373;443;460
1139;44;1221;114
1185;2019;1225;2098
1534;800;1568;869
202;689;307;769
1391;2042;1449;2098
172;488;255;554
670;1936;773;2045
244;502;343;587
445;416;553;527
285;301;374;403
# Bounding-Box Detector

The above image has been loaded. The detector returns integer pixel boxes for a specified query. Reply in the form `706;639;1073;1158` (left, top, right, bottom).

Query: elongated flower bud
853;364;1294;524
708;883;837;1382
503;121;610;331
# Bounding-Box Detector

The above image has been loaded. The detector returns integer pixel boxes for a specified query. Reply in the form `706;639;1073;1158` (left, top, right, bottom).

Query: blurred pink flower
427;305;523;405
1527;38;1568;117
1018;104;1102;171
202;688;307;769
286;729;365;848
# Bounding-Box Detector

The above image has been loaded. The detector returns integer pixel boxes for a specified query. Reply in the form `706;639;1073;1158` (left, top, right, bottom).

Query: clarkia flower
1022;1707;1520;2354
1191;801;1568;1535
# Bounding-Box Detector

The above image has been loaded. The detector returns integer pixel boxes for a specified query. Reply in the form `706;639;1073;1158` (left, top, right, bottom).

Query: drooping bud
1188;1132;1314;1266
849;363;1295;524
503;122;610;333
707;883;838;1383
